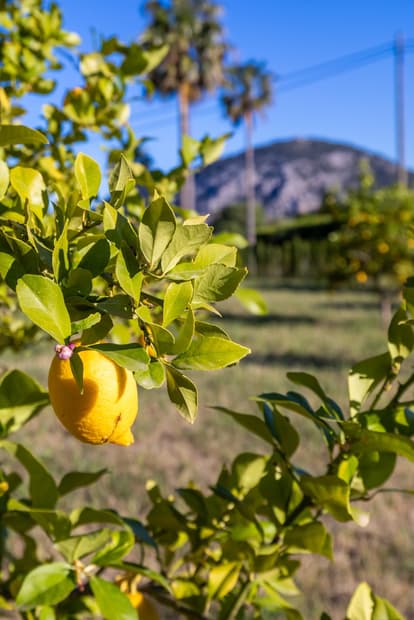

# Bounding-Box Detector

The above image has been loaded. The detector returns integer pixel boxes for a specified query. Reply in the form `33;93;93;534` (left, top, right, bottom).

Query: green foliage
0;147;249;419
0;3;411;619
325;168;414;291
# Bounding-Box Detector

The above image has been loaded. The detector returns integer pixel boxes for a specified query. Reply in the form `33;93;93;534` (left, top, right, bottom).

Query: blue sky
52;0;413;171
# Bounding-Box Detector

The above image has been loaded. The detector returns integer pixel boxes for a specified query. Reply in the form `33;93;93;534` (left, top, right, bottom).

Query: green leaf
87;343;149;372
52;222;69;282
0;441;58;508
77;237;111;277
195;320;230;340
181;134;200;166
0;124;48;147
71;312;102;334
193;264;247;304
139;320;175;355
207;562;241;600
173;336;250;370
287;372;342;419
163;281;193;327
213;231;248;249
109;154;134;193
96;294;133;318
6;499;72;540
39;606;56;620
235;287;268;315
110;562;171;592
284;522;333;559
161;222;212;273
213;407;274;446
65;268;93;297
92;529;135;565
69;350;84;394
10;167;46;217
347;427;414;462
103;201;138;250
16;275;71;343
233;453;267;492
139;196;176;268
349;353;391;416
71;507;125;529
373;594;405;620
134;360;165;389
346;582;374;620
166;365;198;422
81;313;113;345
0;369;49;434
200;134;228;166
388;307;414;361
122;518;157;548
170;308;195;355
56;529;115;563
194;243;237;268
58;469;107;496
357;451;396;490
0;160;9;200
74;153;101;199
90;576;136;620
262;405;300;457
142;43;169;72
0;253;27;290
16;563;75;609
115;246;143;302
300;475;353;522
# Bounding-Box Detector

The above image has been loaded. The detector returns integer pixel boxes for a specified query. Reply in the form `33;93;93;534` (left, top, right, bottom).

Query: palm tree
141;0;228;210
221;61;273;252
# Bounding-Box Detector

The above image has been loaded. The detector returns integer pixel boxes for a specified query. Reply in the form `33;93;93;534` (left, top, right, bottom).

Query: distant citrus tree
326;166;414;322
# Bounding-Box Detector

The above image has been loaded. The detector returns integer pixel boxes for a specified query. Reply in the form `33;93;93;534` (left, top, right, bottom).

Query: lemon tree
0;2;413;619
325;168;414;320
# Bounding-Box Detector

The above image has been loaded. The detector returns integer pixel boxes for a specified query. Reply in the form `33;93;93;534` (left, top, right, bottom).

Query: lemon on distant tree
127;591;160;620
48;343;138;446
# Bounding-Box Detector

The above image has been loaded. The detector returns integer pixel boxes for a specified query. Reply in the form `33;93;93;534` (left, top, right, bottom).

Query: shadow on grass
222;313;317;325
317;300;379;311
243;351;351;369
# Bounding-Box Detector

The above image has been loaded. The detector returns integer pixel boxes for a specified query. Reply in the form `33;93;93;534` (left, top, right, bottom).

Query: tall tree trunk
178;83;195;211
245;111;256;273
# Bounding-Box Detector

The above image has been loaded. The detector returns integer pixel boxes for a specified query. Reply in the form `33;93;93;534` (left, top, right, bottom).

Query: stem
227;580;251;620
389;372;414;407
178;83;195;211
244;111;257;275
283;496;313;529
142;585;210;619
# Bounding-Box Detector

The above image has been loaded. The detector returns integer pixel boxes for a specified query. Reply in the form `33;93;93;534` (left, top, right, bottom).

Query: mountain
195;138;412;221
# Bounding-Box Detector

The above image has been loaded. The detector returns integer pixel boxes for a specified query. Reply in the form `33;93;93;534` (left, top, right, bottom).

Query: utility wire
129;39;414;131
275;41;393;85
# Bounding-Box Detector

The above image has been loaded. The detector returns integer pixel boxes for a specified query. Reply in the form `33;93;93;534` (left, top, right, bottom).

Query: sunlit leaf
0;125;48;147
74;153;101;199
16;275;71;343
16;563;74;609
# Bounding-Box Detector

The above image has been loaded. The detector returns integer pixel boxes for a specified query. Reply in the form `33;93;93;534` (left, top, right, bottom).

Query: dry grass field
2;282;413;618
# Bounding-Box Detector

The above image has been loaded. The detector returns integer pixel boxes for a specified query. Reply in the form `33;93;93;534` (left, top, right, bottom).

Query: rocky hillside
195;138;412;220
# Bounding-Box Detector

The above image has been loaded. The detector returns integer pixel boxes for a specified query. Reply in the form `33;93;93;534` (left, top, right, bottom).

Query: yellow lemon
377;241;389;254
355;270;368;284
127;592;160;620
48;347;138;446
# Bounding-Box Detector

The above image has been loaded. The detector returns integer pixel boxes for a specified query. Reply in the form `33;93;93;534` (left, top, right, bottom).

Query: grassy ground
2;283;413;618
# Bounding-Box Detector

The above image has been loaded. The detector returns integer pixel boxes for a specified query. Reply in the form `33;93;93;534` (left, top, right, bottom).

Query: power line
129;38;414;131
277;46;394;92
275;41;393;85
